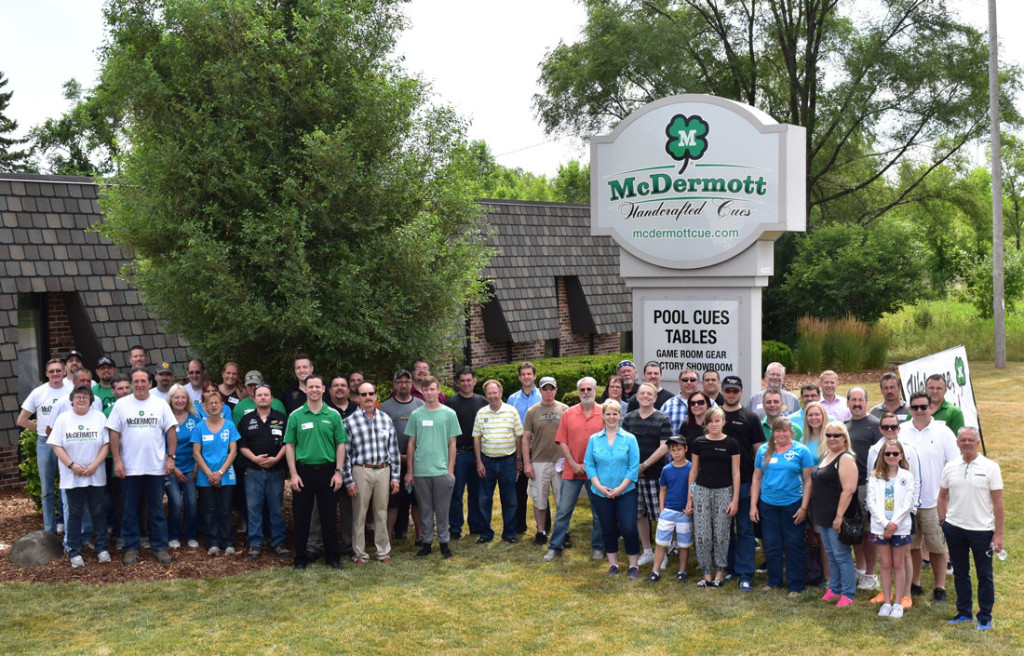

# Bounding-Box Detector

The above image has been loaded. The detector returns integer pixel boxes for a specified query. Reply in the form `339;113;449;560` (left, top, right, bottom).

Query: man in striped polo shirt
473;379;523;544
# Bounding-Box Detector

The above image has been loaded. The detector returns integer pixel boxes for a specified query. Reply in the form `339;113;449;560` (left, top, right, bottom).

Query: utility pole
989;0;1006;368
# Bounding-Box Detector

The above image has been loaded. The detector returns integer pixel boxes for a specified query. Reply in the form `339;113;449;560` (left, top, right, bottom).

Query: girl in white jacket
866;439;915;618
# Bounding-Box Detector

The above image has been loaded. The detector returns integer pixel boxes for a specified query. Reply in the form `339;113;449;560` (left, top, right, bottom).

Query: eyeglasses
825;432;844;438
46;369;63;374
680;377;698;383
188;370;203;375
578;387;594;392
359;392;376;397
910;404;929;411
884;451;902;457
880;425;899;431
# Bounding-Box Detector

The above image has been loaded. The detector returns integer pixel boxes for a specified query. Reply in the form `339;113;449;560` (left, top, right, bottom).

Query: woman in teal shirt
584;401;641;578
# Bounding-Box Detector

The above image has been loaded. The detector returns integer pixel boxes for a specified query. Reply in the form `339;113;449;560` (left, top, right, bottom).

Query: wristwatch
167;453;176;460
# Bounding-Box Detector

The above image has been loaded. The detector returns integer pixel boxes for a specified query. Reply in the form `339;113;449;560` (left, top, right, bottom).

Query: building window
545;339;559;359
17;293;46;402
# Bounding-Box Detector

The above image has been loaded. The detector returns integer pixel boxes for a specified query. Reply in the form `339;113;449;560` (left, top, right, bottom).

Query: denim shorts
868;532;912;547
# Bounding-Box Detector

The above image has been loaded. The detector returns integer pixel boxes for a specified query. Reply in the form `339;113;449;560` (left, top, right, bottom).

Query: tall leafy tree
534;0;1019;226
1002;133;1024;250
0;71;35;173
96;0;492;382
28;79;121;177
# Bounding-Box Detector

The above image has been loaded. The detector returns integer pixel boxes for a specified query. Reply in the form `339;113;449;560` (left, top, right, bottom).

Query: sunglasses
880;425;899;431
910;404;929;411
359;392;376;397
689;399;707;406
825;432;844;438
680;377;698;383
884;451;902;457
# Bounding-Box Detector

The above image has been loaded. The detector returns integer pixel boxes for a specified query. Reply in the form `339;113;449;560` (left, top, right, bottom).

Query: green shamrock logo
954;357;966;387
139;411;145;416
665;114;709;173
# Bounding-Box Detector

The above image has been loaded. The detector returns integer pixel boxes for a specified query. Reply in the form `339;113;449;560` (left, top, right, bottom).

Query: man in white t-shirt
106;367;178;565
17;357;73;533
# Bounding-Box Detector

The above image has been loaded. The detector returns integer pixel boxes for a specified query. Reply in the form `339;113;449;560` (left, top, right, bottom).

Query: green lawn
3;363;1021;655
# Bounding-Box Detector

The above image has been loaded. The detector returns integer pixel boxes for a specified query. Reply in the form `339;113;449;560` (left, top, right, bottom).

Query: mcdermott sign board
898;346;982;444
645;300;739;378
591;94;806;269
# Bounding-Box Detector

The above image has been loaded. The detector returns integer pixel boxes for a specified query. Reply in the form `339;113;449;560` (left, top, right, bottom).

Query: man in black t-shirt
445;366;489;540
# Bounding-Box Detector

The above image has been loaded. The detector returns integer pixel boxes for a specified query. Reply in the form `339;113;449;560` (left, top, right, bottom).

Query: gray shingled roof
0;173;192;445
479;199;631;343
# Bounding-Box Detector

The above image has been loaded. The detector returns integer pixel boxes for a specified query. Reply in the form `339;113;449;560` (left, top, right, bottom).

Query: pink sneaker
821;590;840;602
836;595;855;608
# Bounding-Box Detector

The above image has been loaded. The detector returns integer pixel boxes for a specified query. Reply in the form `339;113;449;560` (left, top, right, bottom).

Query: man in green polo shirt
284;373;348;570
926;374;965;435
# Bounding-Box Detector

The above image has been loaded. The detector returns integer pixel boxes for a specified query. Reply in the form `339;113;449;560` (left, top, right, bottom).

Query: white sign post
592;95;806;397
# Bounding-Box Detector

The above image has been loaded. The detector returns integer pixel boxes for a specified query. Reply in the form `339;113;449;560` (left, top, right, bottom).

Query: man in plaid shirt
343;381;401;564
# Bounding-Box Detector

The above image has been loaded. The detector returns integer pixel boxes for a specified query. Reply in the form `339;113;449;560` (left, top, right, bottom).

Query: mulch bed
0;485;295;585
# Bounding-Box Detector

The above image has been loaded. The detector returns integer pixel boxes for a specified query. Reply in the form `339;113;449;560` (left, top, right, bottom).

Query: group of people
20;351;1004;628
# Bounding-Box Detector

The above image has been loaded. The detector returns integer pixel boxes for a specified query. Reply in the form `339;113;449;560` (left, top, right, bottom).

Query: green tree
780;219;926;324
28;79;121;177
552;160;590;203
0;71;35;172
466;139;588;202
1002;133;1024;250
535;0;1018;226
96;0;491;382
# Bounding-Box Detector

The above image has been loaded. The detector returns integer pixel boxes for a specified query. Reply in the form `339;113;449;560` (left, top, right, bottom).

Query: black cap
96;356;115;368
721;375;743;390
393;369;412;380
65;349;84;362
666;435;687;447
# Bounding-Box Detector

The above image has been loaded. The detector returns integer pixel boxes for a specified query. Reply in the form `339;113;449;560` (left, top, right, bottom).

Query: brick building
0;176;630;488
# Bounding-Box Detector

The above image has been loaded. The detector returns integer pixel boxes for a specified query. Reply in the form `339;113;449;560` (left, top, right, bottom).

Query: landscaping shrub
761;340;794;372
829;315;869;372
473;353;629;404
796;317;828;372
18;429;42;511
864;324;891;369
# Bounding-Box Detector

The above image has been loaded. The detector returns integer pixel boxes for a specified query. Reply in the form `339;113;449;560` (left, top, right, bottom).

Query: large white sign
642;299;739;384
897;346;980;437
591;94;805;269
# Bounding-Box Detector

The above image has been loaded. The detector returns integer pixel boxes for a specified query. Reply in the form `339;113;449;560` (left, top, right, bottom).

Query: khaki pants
352;465;392;560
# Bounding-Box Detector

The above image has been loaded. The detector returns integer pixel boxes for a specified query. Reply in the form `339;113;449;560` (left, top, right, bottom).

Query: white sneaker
70;555;85;568
592;549;605;560
207;546;221;556
56;523;65;536
97;551;111;564
224;547;236;556
637;550;654;566
878;603;893;617
889;604;904;619
857;574;878;590
167;540;181;549
187;540;200;549
543;549;558;561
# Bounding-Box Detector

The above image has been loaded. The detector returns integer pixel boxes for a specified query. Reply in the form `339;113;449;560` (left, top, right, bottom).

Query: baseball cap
244;370;264;385
617;359;636;371
65;349;84;362
539;376;557;388
721;375;743;390
96;356;115;368
393;369;412;380
156;361;175;375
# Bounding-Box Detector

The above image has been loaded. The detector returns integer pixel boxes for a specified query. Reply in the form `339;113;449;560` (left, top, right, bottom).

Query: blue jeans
728;482;755;583
759;500;806;592
166;473;198;543
591;489;640;556
548;478;603;552
450;450;485;535
62;492;94;551
245;467;286;547
65;486;109;558
943;521;995;624
121;475;169;552
479;454;518;540
818;524;856;597
36;441;58;532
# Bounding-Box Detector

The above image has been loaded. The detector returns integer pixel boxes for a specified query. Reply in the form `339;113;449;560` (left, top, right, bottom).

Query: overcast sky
1;0;1019;177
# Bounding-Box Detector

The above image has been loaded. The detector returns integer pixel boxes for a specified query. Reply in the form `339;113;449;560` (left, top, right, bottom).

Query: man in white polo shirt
938;427;1003;630
473;379;523;544
106;367;178;565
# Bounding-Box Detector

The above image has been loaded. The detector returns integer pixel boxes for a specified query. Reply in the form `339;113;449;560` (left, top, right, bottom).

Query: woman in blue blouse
750;417;816;596
192;390;240;556
585;401;641;578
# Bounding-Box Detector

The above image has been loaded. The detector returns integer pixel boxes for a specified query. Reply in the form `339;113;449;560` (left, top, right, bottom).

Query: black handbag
839;514;864;545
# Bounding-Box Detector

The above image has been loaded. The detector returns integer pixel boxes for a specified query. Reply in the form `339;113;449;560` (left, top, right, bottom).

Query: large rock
9;530;64;567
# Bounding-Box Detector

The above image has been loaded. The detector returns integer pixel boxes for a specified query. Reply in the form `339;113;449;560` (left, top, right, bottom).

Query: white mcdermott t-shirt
22;379;75;437
47;408;109;488
106;394;178;476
